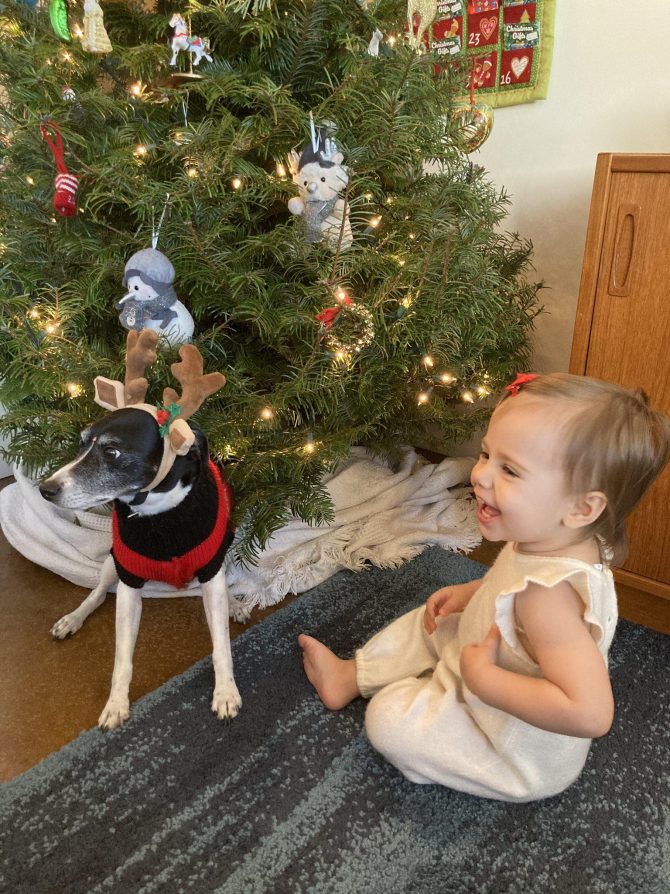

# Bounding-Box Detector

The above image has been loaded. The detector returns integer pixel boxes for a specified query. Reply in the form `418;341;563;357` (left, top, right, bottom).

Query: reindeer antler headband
93;329;226;492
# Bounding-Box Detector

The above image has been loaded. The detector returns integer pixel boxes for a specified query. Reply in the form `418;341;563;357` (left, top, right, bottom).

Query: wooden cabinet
570;153;670;633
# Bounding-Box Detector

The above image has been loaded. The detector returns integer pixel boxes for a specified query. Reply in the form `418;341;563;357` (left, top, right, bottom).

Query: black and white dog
39;333;245;729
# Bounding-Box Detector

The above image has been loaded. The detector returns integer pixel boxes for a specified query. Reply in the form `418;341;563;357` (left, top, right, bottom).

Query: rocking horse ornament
169;13;213;67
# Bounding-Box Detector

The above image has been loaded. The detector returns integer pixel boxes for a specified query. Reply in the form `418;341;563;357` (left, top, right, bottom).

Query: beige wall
474;0;670;372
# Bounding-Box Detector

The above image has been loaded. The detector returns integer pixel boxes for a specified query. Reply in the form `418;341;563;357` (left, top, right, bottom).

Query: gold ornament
323;300;375;357
406;0;438;52
80;0;112;54
450;101;494;153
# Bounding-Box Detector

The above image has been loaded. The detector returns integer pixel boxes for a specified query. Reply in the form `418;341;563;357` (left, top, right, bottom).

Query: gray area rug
1;548;669;894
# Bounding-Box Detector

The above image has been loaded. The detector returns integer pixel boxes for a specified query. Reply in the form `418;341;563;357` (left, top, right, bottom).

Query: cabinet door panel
585;172;670;582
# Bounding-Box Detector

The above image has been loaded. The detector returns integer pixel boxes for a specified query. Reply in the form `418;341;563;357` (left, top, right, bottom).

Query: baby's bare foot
298;634;360;710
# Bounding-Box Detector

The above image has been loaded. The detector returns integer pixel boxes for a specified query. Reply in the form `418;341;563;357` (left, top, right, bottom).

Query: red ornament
316;295;352;330
40;120;79;217
156;409;170;426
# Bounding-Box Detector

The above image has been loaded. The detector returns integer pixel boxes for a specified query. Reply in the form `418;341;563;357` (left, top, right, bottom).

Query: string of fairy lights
9;12;497;459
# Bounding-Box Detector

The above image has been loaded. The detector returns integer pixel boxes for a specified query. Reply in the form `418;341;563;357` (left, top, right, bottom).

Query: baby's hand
423;584;472;634
459;624;501;691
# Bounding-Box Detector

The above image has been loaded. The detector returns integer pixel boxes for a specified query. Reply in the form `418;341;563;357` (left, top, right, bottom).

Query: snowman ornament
116;247;194;346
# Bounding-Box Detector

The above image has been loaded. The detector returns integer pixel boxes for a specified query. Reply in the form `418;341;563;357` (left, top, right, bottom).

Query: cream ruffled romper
356;543;618;802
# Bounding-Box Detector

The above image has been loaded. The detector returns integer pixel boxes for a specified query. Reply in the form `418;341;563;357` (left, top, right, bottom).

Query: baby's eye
479;450;489;460
502;465;518;478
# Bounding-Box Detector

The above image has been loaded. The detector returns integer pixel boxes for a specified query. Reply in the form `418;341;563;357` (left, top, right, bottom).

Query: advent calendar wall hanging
430;0;555;108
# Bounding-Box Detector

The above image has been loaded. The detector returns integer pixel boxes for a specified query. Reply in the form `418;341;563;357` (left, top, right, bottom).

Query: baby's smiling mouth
477;501;501;523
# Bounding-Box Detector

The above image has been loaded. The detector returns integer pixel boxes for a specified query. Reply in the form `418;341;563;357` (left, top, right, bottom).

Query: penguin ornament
116;247;194;346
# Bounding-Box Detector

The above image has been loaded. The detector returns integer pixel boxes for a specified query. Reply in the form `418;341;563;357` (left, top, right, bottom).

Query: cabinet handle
608;203;640;296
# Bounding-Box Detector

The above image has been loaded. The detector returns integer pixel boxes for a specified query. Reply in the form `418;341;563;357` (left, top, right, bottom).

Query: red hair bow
505;372;539;396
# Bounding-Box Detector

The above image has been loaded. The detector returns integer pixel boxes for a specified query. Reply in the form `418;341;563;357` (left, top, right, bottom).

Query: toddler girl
298;373;670;801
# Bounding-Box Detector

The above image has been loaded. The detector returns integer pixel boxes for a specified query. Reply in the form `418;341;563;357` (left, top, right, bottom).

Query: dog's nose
39;480;61;502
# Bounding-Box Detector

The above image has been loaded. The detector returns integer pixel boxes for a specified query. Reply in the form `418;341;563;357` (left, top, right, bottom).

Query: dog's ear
191;427;209;460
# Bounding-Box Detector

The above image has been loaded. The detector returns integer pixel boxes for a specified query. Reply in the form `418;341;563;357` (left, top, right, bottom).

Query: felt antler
94;332;226;464
124;329;159;404
162;344;226;420
94;329;159;411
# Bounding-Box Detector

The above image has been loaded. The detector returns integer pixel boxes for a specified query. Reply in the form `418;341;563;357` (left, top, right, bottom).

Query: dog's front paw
51;613;83;639
229;597;252;624
98;697;130;730
212;680;242;720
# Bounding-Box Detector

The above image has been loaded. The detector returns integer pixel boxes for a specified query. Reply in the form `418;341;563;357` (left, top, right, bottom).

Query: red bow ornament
505;372;539;396
316;295;352;330
40;120;79;217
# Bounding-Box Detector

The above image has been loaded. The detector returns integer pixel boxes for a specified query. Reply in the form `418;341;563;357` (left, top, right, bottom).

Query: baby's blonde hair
498;373;670;564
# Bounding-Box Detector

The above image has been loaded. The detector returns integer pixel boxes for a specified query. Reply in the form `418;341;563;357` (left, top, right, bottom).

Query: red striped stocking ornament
40;120;79;217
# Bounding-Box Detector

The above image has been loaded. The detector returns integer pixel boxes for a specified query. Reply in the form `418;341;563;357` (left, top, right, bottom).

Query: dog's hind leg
202;569;242;720
51;554;119;639
98;582;143;730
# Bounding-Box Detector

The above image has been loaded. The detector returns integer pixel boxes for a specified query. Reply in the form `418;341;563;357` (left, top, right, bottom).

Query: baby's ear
564;491;608;529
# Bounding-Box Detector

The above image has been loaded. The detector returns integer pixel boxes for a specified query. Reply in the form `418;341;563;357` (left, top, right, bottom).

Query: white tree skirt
0;448;480;609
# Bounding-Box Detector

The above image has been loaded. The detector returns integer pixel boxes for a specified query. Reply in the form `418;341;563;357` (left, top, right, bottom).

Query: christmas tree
0;0;541;563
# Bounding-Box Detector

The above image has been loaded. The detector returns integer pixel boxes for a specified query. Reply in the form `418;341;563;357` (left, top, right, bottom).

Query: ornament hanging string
152;192;171;249
469;57;476;107
40;119;79;217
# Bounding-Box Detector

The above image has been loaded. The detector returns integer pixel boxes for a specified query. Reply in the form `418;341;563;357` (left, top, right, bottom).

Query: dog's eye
103;447;120;460
321;177;326;182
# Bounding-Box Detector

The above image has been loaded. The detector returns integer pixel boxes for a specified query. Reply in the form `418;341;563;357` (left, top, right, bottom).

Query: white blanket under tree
0;448;480;608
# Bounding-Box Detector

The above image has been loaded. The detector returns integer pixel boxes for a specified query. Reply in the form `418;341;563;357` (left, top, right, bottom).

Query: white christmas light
231;177;242;190
133;144;148;158
276;163;287;178
25;176;34;185
186;167;199;179
336;288;347;302
439;372;456;384
462;390;474;403
423;355;434;368
130;81;144;98
387;35;397;46
417;391;430;405
260;407;274;420
477;385;490;397
369;215;382;228
67;382;82;398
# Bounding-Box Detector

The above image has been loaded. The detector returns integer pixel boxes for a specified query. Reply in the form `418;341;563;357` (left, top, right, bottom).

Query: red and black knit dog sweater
111;460;234;590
